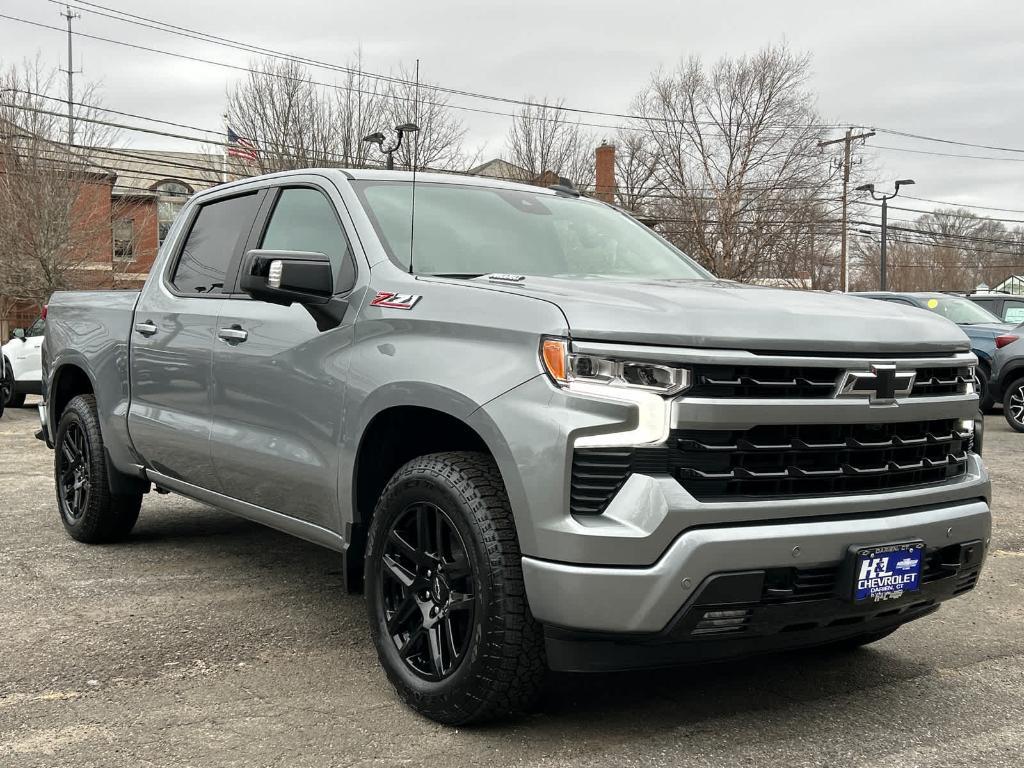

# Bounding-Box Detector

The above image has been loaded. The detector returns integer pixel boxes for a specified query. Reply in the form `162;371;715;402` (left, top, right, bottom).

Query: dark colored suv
855;292;1016;410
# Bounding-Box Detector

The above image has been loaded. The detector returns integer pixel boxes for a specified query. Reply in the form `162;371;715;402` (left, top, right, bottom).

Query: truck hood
477;276;971;354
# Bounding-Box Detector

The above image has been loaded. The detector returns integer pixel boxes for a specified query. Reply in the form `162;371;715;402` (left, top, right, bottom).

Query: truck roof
203;167;560;197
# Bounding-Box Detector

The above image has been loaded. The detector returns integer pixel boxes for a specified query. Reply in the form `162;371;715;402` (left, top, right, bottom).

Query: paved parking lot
1;399;1023;767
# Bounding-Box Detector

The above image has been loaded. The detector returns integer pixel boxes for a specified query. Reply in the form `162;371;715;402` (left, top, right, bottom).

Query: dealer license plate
852;542;924;603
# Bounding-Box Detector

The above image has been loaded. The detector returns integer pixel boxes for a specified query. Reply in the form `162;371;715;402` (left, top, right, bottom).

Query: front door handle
217;326;248;343
134;321;158;337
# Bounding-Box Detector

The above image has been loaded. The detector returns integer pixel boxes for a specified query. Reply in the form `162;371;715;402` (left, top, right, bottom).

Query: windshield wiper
422;272;485;279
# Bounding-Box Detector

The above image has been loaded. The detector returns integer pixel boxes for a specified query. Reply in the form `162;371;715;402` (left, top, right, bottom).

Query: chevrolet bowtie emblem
837;364;915;404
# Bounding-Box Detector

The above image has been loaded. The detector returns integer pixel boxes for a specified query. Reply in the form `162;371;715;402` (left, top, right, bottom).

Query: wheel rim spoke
398;625;425;659
427;624;446;677
382;554;416;588
386;594;418;635
388;529;431;568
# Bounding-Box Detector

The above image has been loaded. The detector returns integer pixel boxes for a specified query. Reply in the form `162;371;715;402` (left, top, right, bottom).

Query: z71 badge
370;291;422;310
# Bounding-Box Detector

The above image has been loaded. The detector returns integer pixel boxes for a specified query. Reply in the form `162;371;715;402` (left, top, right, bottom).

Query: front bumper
523;499;990;635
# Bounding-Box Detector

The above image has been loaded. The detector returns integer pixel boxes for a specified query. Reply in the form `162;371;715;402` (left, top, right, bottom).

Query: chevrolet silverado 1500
40;169;991;724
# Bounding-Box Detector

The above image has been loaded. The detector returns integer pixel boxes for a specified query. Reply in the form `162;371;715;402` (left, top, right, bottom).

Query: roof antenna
407;58;421;275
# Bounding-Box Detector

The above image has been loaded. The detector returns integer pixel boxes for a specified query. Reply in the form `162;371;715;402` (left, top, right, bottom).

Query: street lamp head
361;131;385;146
395;123;420;135
855;183;875;193
894;178;915;190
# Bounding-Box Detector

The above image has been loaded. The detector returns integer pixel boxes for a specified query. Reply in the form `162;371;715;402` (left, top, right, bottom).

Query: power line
872;143;1024;163
874;127;1024;156
52;0;845;131
5;8;840;140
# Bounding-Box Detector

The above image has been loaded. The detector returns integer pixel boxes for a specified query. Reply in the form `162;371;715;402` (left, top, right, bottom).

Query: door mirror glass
239;249;334;306
11;328;25;340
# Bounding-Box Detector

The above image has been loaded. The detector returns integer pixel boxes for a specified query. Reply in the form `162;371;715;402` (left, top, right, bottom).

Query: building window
113;218;135;260
153;180;193;248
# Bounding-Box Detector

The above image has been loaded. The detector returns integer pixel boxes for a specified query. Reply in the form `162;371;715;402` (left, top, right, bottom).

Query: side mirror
239;249;334;307
12;328;25;341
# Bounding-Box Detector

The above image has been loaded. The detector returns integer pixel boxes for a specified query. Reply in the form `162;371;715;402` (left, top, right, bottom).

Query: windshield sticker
927;298;939;309
370;291;422;310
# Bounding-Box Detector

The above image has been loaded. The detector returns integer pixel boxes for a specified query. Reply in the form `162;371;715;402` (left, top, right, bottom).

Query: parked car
854;291;1016;410
40;169;990;725
1;314;45;408
989;332;1024;431
963;291;1024;324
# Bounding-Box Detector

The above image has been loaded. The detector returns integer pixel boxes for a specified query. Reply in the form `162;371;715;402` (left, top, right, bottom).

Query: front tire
1003;377;1024;433
365;452;546;725
54;394;142;543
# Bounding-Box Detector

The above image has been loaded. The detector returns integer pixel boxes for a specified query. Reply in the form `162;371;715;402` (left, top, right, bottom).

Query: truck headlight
540;338;690;447
541;338;690;395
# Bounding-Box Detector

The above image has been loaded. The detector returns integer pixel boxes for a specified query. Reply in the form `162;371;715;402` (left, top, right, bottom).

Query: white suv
2;316;44;408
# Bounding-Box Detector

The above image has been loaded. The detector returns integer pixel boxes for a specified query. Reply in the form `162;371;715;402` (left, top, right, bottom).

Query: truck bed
44;289;141;470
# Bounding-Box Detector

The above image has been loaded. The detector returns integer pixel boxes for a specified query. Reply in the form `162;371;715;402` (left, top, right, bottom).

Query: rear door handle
217;326;248;343
134;321;157;337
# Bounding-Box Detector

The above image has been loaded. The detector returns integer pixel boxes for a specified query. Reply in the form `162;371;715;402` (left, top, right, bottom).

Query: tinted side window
171;193;260;295
260;188;355;292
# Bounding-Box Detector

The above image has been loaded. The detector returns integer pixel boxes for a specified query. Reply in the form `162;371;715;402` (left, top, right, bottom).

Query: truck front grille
570;418;969;512
686;363;973;399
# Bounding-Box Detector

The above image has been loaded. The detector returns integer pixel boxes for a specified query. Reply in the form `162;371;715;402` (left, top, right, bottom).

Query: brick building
1;148;220;336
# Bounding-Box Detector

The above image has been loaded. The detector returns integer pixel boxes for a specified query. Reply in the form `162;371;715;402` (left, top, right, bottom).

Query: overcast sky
3;0;1024;223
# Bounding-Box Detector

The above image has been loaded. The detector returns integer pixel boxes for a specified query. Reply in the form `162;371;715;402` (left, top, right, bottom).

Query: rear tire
54;394;142;543
365;451;546;725
1003;377;1024;433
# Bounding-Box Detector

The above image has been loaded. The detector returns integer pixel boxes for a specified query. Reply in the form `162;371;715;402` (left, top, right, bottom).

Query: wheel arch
344;385;527;592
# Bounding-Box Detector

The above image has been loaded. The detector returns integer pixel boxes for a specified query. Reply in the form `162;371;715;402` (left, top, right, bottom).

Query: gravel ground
2;398;1023;767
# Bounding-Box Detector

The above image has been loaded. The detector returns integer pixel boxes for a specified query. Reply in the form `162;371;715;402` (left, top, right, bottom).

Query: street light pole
855;179;915;291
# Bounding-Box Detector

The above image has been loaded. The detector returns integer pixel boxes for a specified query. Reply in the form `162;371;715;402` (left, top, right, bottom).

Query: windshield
920;296;1002;325
352;180;709;280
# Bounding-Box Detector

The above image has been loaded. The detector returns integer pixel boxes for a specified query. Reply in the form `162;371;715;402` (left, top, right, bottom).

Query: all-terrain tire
976;365;995;413
365;451;546;725
54;394;142;543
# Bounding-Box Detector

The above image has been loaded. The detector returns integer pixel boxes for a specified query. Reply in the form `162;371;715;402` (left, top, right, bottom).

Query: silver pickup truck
40;169;991;724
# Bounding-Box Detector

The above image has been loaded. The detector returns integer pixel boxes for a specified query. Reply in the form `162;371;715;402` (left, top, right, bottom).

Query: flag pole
221;113;229;183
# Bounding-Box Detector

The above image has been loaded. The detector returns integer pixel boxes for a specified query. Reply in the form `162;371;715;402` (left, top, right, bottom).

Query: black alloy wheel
378;501;476;681
57;420;91;523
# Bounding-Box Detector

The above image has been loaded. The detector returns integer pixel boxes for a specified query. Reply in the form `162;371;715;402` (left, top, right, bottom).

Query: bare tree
225;58;343;173
613;124;662;213
0;58;121;313
504;98;595;188
636;44;836;282
851;208;1024;292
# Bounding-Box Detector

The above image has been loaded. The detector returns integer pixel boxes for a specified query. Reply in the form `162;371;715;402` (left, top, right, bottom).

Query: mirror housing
239;249;334;306
12;328;25;341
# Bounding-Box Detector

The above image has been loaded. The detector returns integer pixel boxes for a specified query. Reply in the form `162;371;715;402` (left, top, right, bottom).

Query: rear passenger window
171;192;260;295
260;188;355;292
1004;301;1024;323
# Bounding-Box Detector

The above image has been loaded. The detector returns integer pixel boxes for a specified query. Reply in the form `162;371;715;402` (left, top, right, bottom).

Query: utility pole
59;4;81;146
818;128;875;292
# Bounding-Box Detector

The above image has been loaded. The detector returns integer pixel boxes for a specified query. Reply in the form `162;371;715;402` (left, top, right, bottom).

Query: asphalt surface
2;398;1023;767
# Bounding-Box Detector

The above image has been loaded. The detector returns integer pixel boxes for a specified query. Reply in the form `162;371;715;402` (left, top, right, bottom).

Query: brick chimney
594;142;615;203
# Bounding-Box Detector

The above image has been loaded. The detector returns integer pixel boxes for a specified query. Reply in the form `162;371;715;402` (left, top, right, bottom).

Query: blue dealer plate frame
851;541;925;603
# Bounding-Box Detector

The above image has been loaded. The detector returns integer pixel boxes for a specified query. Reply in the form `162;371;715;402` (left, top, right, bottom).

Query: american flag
227;126;259;162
